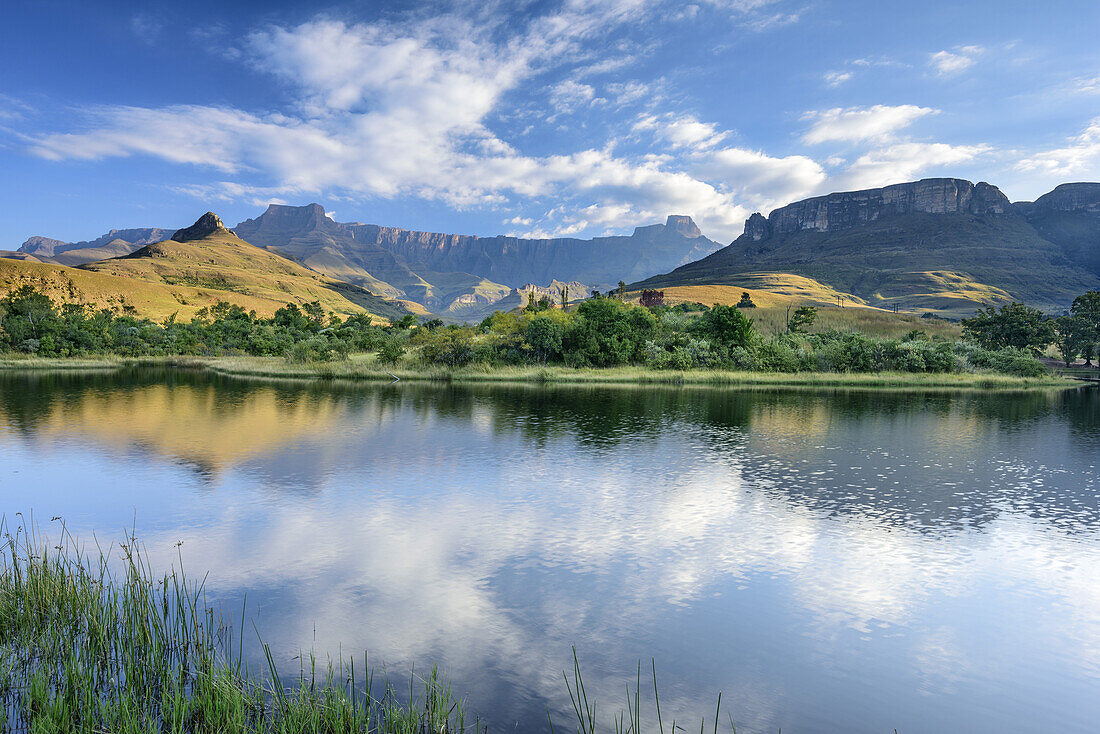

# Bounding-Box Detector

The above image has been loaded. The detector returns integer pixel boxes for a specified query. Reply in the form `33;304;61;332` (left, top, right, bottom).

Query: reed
0;515;478;733
0;515;742;733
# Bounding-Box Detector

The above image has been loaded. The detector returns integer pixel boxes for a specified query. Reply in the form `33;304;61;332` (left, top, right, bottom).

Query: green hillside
636;211;1100;315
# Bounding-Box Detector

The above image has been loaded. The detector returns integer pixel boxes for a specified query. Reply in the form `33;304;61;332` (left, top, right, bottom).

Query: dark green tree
788;305;817;333
524;314;564;363
695;304;755;348
961;302;1056;355
1071;291;1100;338
1054;316;1092;366
562;297;657;366
736;292;756;308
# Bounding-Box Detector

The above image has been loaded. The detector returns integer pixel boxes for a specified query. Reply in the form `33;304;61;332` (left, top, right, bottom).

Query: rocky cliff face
17;236;68;257
1026;183;1100;214
745;178;1012;241
634;177;1100;313
1018;183;1100;277
172;212;231;242
233;205;722;299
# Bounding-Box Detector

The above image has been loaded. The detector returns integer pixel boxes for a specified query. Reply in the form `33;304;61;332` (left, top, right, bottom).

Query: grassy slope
75;232;411;321
636;213;1100;315
625;282;962;339
0;258;300;320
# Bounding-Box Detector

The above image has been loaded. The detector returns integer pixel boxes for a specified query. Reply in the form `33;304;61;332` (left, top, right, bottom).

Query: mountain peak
171;212;230;242
664;215;702;238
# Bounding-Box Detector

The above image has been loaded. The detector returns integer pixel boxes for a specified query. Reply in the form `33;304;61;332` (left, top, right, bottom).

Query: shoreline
0;354;1082;389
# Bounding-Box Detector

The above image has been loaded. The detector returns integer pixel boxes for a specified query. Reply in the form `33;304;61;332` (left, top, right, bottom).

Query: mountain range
231;204;720;315
634;178;1100;314
7;178;1100;322
16;207;720;319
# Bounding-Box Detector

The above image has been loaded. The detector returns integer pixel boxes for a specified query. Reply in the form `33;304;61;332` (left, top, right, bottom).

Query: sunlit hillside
627;281;962;339
75;230;414;321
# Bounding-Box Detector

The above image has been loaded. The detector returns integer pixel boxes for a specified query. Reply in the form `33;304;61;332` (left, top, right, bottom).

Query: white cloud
23;4;991;242
605;80;652;106
823;70;851;87
549;80;597;115
1015;117;1100;178
26;9;762;240
693;147;826;210
802;104;937;145
929;45;983;76
633;113;728;150
833;142;990;190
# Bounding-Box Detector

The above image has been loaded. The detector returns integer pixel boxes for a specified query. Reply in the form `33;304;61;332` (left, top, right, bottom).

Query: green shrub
420;327;475;367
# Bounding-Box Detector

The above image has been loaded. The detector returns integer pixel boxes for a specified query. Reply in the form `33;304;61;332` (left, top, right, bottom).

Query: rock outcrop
633;177;1100;314
171;212;230;242
1026;182;1100;213
17;236;69;257
744;178;1012;241
1018;183;1100;277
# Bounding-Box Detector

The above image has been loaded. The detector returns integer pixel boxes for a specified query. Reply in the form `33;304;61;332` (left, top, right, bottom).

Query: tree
563;298;657;366
524;313;564;363
393;313;419;330
695;304;755;348
736;292;756;308
0;285;60;346
377;336;406;365
788;305;817;333
420;327;475;367
617;281;627;299
1071;291;1100;339
559;284;569;310
525;292;538;312
1054;315;1093;366
961;302;1056;355
639;289;664;308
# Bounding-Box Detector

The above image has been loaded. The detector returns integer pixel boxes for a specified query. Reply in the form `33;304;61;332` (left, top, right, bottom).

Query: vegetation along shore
0;517;733;732
0;285;1097;388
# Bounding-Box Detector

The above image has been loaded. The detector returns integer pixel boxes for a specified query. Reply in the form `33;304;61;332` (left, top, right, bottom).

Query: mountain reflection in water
1;368;1097;733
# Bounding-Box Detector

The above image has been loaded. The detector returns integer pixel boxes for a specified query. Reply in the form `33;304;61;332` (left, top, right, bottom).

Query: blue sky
2;0;1100;245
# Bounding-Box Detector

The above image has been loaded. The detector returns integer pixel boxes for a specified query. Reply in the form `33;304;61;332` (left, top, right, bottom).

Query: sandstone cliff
233;205;722;312
1018;182;1100;277
745;178;1011;241
635;178;1100;313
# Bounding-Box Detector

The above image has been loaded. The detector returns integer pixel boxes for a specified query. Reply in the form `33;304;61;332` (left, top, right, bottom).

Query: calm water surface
2;369;1098;732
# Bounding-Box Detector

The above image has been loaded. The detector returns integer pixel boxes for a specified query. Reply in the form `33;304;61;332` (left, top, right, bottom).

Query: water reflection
0;369;1097;733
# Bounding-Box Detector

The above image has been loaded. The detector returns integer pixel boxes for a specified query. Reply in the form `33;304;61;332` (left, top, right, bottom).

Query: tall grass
0;516;741;733
0;515;479;733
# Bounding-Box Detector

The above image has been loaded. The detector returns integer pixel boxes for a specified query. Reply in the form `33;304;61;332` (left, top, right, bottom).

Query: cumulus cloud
22;2;989;240
693;147;826;210
832;142;990;190
1015;117;1100;177
26;7;771;239
802;104;937;145
633;113;728;150
929;45;983;76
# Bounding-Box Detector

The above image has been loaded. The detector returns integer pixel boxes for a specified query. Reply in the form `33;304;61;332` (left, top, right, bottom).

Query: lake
1;368;1098;732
